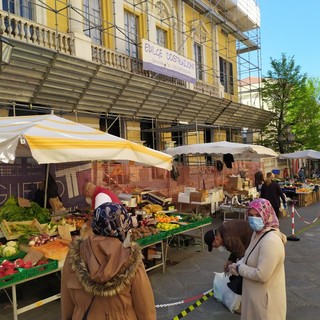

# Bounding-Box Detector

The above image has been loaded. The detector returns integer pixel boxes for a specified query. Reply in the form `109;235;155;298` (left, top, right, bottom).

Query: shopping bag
213;272;241;313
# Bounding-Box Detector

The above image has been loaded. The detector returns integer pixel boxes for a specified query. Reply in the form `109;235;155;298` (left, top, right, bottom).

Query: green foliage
289;78;320;150
0;195;51;223
260;53;310;153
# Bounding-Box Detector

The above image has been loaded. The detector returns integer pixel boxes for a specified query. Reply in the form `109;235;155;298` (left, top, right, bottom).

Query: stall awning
0;114;173;170
0;40;274;130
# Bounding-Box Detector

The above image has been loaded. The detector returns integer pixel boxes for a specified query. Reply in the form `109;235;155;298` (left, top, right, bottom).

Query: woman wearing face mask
229;198;287;320
204;219;253;272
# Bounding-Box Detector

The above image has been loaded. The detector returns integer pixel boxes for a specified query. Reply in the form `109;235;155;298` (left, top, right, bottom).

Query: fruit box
24;259;59;279
0;269;26;288
0;250;27;263
0;219;43;240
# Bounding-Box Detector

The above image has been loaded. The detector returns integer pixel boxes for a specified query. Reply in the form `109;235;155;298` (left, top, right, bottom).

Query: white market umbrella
0;114;173;171
279;149;320;178
166;141;278;160
279;150;320;160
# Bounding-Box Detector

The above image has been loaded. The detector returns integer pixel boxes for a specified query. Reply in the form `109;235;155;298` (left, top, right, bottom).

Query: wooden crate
297;192;314;207
0;219;43;240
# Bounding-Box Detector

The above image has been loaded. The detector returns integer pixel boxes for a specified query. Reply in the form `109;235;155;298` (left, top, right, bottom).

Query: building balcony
0;9;273;130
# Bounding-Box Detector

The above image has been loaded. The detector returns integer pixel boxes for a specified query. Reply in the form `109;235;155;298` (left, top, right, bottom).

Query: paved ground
1;202;320;319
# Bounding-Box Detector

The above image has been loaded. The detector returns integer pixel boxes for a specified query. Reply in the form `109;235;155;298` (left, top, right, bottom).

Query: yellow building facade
0;0;271;150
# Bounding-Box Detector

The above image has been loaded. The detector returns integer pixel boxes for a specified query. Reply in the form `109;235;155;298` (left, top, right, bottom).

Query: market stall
166;141;278;160
279;149;320;178
0;114;175;319
279;150;320;207
167;141;277;216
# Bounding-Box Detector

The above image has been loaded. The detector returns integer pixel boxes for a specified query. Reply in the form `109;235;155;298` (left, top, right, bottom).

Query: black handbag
227;229;273;295
227;274;243;295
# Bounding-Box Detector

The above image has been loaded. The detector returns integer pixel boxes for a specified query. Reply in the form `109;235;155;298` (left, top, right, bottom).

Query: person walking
61;202;157;320
229;198;287;320
260;172;286;218
254;171;264;193
204;219;253;272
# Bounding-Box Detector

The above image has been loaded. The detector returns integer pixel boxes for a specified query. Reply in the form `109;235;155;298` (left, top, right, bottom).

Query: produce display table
219;204;247;222
1;217;213;319
1;264;62;320
178;201;212;214
136;217;212;273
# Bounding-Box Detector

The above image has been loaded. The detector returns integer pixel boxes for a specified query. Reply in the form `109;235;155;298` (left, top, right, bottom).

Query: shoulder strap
245;229;274;264
82;296;95;320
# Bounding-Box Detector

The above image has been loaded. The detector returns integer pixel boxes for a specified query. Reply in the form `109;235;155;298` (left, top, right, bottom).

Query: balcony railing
0;10;222;98
0;11;73;55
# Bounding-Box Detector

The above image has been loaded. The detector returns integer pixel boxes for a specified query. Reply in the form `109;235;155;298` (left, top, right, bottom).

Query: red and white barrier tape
155;289;212;308
294;207;320;225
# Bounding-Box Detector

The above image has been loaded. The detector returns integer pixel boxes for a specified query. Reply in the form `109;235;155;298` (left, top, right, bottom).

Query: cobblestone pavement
1;202;320;320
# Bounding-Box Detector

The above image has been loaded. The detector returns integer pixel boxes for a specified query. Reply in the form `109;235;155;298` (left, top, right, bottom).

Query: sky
259;0;320;78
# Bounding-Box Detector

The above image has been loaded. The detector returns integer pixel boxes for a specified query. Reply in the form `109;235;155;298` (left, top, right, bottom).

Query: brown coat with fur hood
61;235;156;320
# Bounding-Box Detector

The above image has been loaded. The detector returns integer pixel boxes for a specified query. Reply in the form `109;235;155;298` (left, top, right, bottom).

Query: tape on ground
172;291;214;320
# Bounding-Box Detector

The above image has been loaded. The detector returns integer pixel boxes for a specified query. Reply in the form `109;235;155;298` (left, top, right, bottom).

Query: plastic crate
0;269;26;288
24;259;59;279
0;250;27;263
136;231;167;247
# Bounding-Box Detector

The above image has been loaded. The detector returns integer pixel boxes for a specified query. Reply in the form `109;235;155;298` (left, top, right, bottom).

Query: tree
260;53;308;153
288;78;320;150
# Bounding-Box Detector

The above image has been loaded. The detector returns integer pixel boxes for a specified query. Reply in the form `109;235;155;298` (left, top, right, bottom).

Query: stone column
69;0;92;61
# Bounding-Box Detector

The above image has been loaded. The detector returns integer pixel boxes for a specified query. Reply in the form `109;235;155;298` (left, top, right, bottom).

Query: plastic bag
213;272;241;313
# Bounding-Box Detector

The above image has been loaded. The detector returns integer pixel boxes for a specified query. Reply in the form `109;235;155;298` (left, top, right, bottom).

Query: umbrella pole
44;164;50;209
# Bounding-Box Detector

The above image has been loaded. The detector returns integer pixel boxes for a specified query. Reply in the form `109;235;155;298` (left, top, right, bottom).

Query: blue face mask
248;216;264;231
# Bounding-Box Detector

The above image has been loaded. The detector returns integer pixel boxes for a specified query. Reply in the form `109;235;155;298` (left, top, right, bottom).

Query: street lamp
0;35;14;71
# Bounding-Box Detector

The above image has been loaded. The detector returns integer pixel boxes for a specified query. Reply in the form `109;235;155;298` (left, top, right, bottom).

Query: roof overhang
0;39;273;130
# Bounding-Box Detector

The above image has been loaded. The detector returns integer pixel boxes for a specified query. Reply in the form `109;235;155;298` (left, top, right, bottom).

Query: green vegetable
0;195;51;223
2;246;18;257
6;241;19;249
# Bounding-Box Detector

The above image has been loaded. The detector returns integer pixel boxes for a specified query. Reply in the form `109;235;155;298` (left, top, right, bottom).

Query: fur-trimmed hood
68;235;143;297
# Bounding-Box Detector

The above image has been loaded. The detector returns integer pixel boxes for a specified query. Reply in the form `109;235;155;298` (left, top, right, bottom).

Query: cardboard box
184;187;197;195
146;246;162;260
132;189;153;204
229;176;243;190
178;193;190;203
147;191;172;207
118;193;137;207
190;192;205;202
279;208;287;218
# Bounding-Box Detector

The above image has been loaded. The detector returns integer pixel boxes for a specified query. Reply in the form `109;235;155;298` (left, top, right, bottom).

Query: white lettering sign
142;39;197;84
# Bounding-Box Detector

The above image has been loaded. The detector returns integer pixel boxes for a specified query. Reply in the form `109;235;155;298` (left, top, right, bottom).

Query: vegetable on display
0;196;51;223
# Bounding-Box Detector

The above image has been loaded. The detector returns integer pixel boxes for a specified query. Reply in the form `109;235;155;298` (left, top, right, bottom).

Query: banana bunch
142;204;163;214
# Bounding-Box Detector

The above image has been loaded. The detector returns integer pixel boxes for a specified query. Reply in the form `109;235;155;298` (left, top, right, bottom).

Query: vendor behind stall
298;168;306;182
82;182;121;210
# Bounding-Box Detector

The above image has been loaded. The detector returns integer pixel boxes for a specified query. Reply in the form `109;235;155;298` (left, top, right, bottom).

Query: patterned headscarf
92;202;133;242
247;198;279;231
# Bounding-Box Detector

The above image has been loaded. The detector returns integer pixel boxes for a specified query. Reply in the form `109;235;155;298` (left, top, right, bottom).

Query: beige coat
61;235;156;320
238;229;286;320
